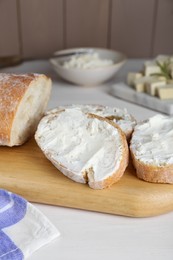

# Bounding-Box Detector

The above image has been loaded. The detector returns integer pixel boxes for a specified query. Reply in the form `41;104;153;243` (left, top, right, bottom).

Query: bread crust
130;114;173;184
0;73;51;146
0;74;32;144
35;111;129;189
130;150;173;184
124;121;135;142
87;114;129;189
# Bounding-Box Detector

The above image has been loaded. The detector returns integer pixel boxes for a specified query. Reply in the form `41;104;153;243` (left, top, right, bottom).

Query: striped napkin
0;189;60;259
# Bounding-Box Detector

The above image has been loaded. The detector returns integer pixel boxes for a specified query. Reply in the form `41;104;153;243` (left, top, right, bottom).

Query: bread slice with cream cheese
130;114;173;183
35;108;129;189
46;104;136;141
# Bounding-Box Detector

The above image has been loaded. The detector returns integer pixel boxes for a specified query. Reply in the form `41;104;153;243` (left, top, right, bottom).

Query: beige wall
0;0;173;59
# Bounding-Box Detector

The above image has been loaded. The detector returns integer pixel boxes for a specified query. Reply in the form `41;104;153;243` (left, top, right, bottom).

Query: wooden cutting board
0;138;173;218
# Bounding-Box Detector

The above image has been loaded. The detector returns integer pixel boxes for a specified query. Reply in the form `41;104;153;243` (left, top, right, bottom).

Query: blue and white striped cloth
0;189;60;259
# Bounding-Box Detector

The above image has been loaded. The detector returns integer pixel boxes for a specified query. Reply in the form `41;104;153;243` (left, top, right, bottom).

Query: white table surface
1;60;173;260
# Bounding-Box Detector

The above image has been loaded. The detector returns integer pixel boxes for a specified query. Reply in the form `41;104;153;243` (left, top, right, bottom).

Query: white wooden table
1;60;173;260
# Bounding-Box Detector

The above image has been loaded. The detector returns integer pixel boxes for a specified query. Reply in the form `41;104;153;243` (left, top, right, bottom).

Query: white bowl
50;48;126;86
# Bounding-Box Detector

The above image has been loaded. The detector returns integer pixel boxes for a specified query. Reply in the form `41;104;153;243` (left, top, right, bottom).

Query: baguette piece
46;104;136;141
130;114;173;183
35;108;129;189
0;73;52;146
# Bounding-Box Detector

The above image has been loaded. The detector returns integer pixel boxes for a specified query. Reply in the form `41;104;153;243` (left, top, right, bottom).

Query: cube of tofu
169;64;173;79
146;79;166;96
134;76;154;92
156;55;173;64
157;84;173;99
144;61;161;76
171;71;173;79
156;55;170;64
167;79;173;84
127;72;143;87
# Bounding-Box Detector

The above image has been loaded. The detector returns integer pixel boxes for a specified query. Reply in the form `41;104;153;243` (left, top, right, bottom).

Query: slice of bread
46;104;136;141
130;114;173;183
0;73;52;146
35;108;129;189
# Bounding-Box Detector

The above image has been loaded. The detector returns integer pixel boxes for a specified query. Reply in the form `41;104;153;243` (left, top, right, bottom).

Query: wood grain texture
110;0;156;58
153;0;173;56
65;0;110;48
0;0;20;57
19;0;63;58
1;138;173;218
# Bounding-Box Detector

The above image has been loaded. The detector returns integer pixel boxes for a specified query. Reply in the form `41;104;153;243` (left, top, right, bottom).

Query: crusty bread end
0;73;52;146
131;150;173;183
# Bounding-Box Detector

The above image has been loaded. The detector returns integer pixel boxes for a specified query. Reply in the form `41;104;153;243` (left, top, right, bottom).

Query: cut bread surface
0;73;52;146
35;108;129;189
46;104;136;141
130;114;173;183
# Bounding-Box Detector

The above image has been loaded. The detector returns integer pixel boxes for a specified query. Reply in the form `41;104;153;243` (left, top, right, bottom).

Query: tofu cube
146;79;166;96
127;72;143;87
167;79;173;84
156;55;173;64
156;55;169;64
171;71;173;80
144;61;161;76
157;84;173;99
169;64;173;79
134;76;153;92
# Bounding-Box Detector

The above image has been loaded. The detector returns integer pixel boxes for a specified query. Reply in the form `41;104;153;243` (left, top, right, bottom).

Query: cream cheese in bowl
62;52;114;69
50;48;126;86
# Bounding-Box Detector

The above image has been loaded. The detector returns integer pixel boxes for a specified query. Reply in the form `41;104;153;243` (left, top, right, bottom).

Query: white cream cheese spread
62;53;113;69
130;114;173;166
47;104;136;137
36;108;123;183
